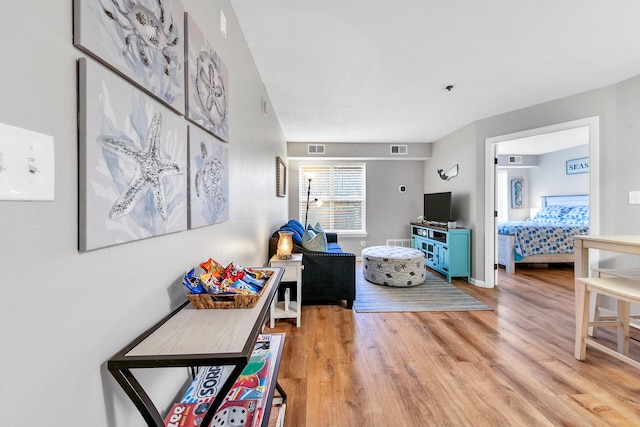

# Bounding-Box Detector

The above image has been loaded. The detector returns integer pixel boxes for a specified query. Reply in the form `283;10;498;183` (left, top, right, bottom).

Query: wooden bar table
573;235;640;360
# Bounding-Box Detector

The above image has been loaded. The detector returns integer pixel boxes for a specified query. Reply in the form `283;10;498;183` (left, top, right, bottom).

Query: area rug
353;269;492;313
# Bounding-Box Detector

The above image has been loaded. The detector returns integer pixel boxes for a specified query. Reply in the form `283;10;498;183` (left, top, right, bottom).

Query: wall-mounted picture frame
73;0;186;115
78;58;188;252
185;13;229;142
511;178;524;209
187;125;229;229
276;156;286;197
566;157;589;175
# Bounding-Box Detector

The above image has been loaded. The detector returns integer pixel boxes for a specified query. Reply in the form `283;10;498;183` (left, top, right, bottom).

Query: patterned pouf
361;246;426;287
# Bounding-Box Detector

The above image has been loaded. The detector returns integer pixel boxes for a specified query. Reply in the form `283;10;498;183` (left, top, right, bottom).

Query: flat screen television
423;192;452;223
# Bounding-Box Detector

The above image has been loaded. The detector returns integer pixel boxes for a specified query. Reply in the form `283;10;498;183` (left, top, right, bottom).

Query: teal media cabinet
410;223;470;283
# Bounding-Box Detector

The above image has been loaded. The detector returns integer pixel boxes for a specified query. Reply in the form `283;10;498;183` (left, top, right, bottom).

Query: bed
497;194;589;273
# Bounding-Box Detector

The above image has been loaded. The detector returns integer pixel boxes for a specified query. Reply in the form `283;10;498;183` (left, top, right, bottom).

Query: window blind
299;163;366;233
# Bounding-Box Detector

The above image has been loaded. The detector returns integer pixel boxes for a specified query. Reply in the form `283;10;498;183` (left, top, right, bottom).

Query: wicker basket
187;270;271;309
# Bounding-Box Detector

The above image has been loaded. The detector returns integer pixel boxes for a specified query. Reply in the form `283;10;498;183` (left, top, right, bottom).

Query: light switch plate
0;122;54;201
630;191;640;205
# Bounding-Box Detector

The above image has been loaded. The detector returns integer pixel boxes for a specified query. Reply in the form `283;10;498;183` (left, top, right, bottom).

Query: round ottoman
361;246;426;287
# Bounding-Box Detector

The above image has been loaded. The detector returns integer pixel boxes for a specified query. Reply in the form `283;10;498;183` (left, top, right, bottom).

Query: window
299;163;366;234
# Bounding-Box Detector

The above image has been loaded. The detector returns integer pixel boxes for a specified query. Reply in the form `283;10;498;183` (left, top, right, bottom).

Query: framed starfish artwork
73;0;185;115
78;58;188;251
187;126;229;229
185;13;229;142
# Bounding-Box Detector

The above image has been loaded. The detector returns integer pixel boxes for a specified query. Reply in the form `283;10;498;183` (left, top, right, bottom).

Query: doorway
484;117;600;288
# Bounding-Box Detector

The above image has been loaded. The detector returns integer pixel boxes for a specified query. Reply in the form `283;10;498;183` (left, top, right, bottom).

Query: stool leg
590;293;603;337
575;281;590;360
617;300;630;356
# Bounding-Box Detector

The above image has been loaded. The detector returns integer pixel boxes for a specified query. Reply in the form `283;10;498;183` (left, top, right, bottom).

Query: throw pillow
307;222;324;234
302;229;327;252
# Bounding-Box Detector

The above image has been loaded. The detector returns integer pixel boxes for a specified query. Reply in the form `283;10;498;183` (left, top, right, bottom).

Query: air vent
508;155;523;164
307;144;325;155
390;144;408;155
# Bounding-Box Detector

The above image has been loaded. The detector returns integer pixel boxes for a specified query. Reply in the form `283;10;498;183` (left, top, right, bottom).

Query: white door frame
484;116;600;288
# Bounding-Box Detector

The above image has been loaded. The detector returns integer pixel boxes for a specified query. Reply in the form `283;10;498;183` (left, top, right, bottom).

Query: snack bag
200;258;225;280
182;268;206;294
223;262;246;282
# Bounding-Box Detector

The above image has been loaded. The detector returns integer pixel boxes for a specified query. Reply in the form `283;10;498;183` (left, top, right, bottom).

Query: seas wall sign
566;157;589;175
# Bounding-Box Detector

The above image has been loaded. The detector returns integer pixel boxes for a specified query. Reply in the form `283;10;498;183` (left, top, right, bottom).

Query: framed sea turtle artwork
74;0;185;114
78;58;187;251
185;13;229;142
187;125;229;229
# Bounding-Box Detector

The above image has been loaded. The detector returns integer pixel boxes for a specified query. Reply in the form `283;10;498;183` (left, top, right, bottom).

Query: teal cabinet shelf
410;223;470;283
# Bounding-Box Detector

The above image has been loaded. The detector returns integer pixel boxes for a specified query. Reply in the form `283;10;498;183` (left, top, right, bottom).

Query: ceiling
496;126;589;155
229;0;640;144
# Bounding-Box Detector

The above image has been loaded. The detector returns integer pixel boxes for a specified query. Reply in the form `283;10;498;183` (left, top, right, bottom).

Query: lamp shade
277;231;293;260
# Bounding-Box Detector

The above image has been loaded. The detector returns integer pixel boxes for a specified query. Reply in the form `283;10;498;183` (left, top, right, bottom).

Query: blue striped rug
353;268;492;313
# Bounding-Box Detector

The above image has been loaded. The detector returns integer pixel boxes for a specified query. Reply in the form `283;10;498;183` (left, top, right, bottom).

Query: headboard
541;194;589;208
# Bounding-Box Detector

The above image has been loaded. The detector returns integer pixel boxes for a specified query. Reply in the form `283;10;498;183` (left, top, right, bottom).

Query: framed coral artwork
511;178;524;209
187;125;229;229
73;0;185;114
78;58;188;251
185;13;229;142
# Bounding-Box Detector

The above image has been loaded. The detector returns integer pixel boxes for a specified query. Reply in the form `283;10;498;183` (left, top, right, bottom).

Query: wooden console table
108;268;284;426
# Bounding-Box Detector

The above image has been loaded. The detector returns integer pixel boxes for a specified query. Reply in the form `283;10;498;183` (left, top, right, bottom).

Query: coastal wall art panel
511;178;524;209
187;125;229;229
185;13;229;142
74;0;185;114
78;58;187;252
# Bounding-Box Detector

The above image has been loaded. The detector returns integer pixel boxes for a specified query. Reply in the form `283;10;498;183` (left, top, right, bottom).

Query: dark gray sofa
268;220;356;309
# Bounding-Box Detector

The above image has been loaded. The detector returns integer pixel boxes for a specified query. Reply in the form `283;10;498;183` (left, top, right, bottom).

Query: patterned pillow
533;205;570;222
302;228;327;252
533;205;589;226
559;205;590;226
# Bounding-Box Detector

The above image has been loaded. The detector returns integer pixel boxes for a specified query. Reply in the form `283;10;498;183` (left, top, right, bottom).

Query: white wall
0;1;287;426
528;145;590;208
288;159;425;254
424;122;477;228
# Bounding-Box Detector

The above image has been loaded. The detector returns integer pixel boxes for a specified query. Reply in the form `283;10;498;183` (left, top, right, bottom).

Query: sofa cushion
326;242;343;253
302;228;328;252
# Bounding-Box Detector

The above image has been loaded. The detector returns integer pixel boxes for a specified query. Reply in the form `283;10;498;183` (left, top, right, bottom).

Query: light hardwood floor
266;264;640;427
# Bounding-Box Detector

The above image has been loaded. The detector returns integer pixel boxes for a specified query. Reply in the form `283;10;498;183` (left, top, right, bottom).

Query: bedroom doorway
484;116;600;287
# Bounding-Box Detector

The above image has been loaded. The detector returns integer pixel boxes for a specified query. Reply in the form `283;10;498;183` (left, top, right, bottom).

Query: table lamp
277;231;293;260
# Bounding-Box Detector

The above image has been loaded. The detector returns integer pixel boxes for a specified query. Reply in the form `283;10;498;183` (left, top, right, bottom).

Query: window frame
299;162;367;235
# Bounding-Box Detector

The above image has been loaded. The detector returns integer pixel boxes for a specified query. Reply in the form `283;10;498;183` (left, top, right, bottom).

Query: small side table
269;253;303;327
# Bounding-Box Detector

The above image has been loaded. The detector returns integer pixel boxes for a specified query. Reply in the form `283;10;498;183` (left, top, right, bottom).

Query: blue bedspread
498;205;589;260
498;221;589;260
